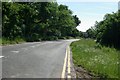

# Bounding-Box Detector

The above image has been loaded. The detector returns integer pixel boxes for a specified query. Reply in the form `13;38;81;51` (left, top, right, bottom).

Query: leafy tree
2;2;81;42
87;11;120;49
86;27;96;39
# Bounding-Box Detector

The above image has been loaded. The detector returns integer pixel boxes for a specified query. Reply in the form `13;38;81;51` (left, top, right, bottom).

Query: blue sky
57;1;118;32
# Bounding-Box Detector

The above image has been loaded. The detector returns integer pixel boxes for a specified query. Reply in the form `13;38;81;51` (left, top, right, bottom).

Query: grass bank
1;36;78;45
70;39;119;78
2;38;25;45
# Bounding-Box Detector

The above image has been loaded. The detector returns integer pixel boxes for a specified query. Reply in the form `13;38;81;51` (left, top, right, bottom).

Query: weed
71;39;119;79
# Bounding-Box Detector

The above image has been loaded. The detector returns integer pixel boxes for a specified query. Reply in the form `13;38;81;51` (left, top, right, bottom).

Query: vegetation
0;38;2;45
86;11;120;49
2;37;25;45
2;1;120;79
2;2;81;44
71;39;119;79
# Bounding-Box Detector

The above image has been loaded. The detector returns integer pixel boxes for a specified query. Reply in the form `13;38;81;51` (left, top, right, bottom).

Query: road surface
1;39;78;78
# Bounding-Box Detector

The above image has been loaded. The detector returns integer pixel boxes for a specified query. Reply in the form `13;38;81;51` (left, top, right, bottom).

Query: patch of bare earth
74;66;100;80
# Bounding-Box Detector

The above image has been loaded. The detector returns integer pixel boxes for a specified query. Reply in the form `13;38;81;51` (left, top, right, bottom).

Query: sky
57;0;119;32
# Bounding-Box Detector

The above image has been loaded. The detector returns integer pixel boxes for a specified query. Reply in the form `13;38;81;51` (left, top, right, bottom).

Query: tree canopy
86;11;120;49
2;2;81;41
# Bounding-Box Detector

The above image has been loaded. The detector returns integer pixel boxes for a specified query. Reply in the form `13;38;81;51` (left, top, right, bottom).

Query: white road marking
10;75;16;78
11;51;19;53
61;47;68;78
0;56;4;58
10;74;20;78
30;46;35;48
30;43;46;48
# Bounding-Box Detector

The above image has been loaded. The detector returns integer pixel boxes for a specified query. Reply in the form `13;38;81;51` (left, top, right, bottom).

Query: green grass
0;38;2;45
2;37;25;45
70;38;119;78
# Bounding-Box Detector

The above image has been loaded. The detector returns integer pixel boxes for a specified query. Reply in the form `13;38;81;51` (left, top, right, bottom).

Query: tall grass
71;39;119;78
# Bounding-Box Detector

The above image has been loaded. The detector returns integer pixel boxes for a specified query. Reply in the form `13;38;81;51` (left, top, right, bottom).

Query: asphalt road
1;39;78;78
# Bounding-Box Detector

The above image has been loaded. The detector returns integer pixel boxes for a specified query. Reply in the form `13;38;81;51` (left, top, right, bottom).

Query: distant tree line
86;11;120;49
2;2;81;42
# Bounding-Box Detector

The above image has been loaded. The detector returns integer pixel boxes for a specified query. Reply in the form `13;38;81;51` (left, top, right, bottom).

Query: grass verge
0;38;2;45
70;39;119;79
2;38;25;45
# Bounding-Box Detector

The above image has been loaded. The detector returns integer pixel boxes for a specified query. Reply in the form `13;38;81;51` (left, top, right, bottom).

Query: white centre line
0;56;4;58
11;51;19;53
30;46;35;48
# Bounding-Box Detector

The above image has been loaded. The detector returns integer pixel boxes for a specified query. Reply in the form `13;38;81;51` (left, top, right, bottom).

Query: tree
2;2;81;42
86;27;96;39
91;11;120;49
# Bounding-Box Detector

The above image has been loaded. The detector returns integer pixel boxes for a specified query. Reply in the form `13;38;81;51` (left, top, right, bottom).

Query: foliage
2;37;25;45
2;2;81;43
86;11;120;49
71;39;119;79
86;27;96;39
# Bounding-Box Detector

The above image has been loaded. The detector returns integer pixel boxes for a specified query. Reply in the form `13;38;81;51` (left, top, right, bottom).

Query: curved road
1;39;78;78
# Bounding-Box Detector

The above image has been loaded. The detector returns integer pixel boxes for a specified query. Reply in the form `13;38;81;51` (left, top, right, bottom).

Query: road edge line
67;46;71;78
61;47;68;78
